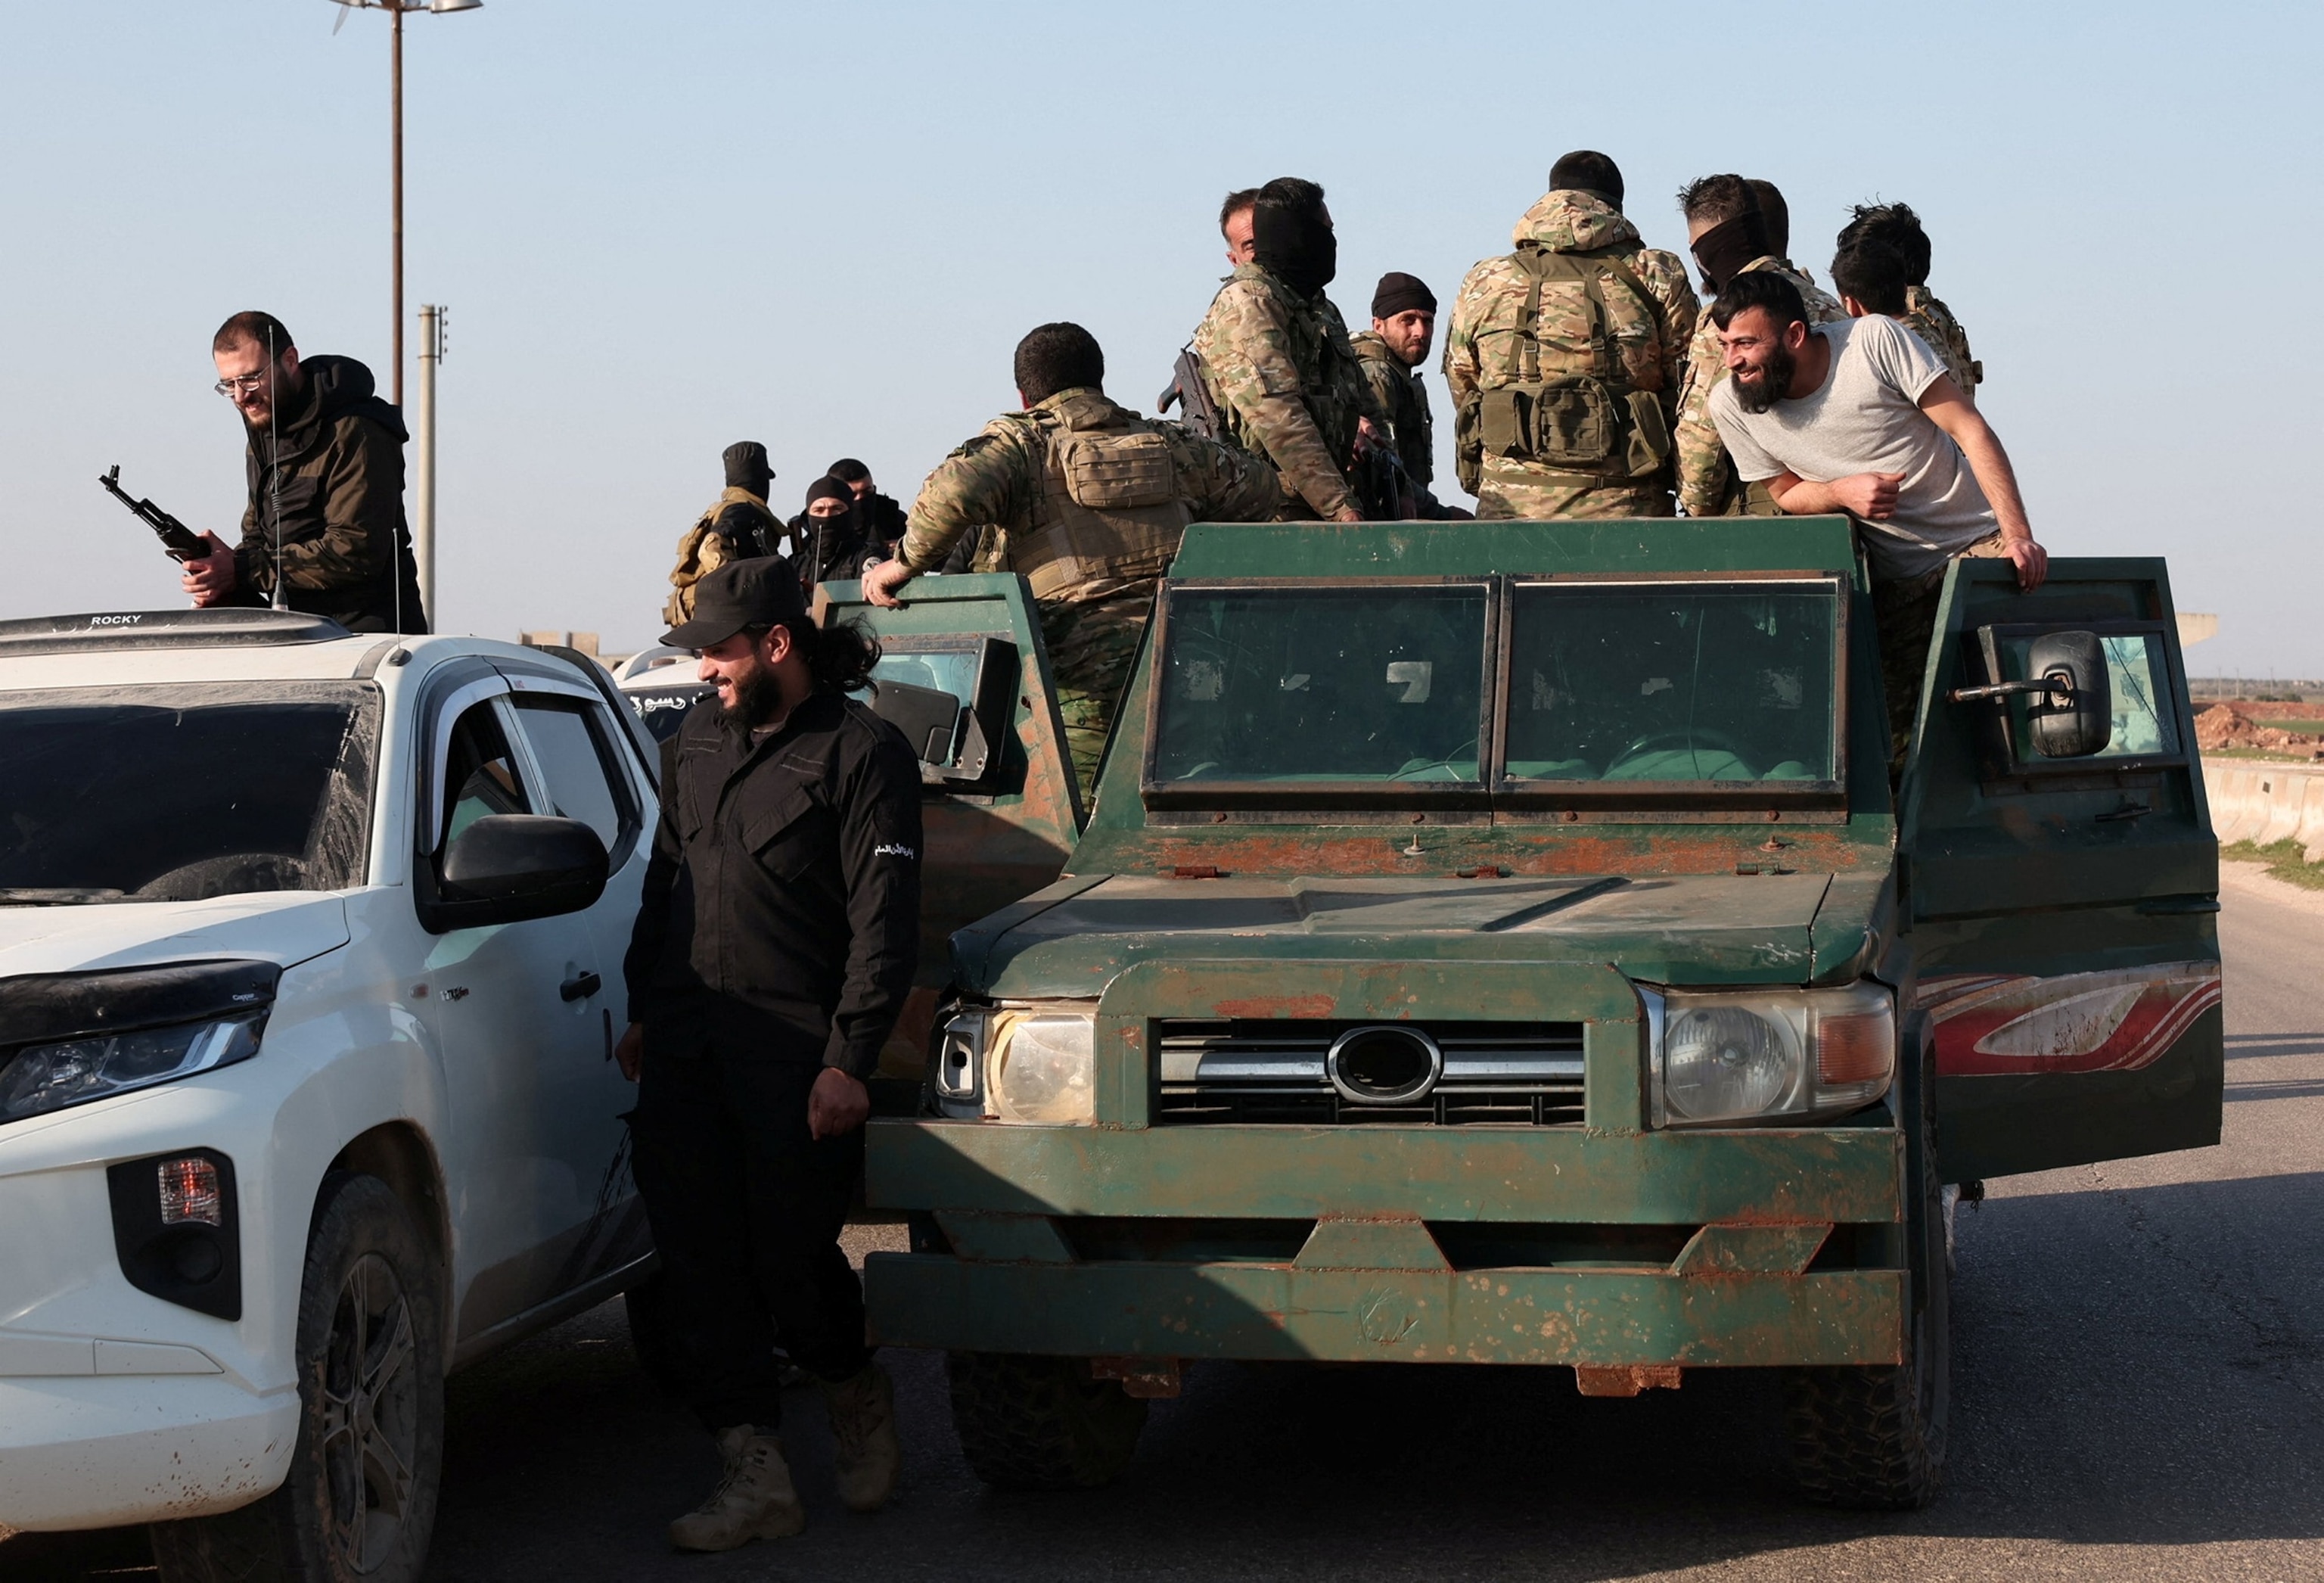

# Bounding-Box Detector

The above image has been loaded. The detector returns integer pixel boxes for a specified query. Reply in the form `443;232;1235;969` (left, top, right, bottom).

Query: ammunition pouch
1015;405;1192;604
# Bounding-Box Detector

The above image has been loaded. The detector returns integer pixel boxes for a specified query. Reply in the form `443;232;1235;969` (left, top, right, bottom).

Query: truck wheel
946;1351;1147;1490
151;1174;446;1583
1783;1069;1950;1510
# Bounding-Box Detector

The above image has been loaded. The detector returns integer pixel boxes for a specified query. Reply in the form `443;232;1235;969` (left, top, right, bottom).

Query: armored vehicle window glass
1149;583;1490;784
1503;580;1841;785
0;683;377;903
514;698;635;854
1982;625;2181;767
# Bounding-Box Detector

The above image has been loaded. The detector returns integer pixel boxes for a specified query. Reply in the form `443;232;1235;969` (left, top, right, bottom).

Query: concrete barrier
2202;758;2324;862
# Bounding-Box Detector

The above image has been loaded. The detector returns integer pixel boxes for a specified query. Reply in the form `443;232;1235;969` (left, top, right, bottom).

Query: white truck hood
0;893;351;978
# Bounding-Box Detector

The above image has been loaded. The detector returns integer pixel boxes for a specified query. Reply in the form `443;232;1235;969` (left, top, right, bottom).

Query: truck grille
1155;1020;1586;1126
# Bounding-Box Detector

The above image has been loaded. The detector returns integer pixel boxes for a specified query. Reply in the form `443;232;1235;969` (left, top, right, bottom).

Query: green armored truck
834;515;2222;1510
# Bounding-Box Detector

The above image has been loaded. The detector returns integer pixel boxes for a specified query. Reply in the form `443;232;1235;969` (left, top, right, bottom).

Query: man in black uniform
825;457;909;549
618;558;919;1550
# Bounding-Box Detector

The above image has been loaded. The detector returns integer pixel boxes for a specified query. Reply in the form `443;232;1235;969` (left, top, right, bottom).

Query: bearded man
1704;269;2046;773
617;557;920;1550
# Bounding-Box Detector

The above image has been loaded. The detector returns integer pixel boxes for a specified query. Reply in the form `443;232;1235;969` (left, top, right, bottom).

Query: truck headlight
988;1006;1098;1125
0;1012;267;1124
1645;982;1893;1127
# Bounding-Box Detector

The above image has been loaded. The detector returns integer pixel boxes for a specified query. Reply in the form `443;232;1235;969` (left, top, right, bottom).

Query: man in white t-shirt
1704;269;2047;772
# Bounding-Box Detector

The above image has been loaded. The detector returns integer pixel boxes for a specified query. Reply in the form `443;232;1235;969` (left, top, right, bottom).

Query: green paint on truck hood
956;870;1856;1000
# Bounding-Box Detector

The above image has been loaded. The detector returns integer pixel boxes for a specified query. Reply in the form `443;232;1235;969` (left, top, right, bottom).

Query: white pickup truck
0;608;657;1582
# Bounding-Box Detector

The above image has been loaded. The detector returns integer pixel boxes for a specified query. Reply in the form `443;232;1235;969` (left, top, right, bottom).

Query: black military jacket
623;689;923;1078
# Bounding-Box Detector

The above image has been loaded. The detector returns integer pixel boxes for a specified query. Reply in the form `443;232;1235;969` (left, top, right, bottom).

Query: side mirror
2024;630;2111;758
419;814;608;934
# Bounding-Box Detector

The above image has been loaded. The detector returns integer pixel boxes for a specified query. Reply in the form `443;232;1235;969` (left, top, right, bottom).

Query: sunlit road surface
7;864;2319;1582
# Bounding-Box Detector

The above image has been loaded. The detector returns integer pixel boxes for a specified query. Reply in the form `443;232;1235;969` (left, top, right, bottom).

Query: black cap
804;475;853;510
660;556;806;649
722;440;774;493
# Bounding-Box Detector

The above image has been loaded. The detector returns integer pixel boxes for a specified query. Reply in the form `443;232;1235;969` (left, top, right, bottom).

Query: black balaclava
1253;196;1338;298
1691;211;1771;296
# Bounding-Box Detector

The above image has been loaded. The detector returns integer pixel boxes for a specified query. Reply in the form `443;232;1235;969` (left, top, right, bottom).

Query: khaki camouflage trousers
1872;531;2012;781
1039;592;1151;800
1475;464;1673;521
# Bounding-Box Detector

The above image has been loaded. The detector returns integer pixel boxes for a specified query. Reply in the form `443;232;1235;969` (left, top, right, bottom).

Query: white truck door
419;689;614;1351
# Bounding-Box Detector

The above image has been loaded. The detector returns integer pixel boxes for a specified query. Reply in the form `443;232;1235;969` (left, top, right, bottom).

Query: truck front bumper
865;1120;1906;1370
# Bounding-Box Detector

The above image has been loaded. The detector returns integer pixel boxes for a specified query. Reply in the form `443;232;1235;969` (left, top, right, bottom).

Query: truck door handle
2096;800;2153;823
560;972;603;1003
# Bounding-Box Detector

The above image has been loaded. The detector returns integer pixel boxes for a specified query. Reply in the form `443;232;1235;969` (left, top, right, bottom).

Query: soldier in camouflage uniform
1189;176;1387;523
1829;239;1982;394
1443;151;1698;520
1672;176;1847;517
861;323;1280;796
663;441;786;626
1838;201;1981;395
1349;272;1469;518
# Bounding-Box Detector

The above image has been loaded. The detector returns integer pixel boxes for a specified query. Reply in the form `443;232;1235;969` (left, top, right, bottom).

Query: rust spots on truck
1575;1364;1683;1398
1213;993;1338;1019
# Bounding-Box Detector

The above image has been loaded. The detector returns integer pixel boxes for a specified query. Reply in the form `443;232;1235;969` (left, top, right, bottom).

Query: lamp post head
427;0;483;10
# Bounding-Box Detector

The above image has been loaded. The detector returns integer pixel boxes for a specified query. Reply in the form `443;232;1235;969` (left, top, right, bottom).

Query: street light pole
391;3;405;406
331;0;480;406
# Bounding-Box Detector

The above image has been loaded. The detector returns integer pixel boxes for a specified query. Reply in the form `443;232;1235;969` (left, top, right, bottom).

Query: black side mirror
2024;630;2111;758
419;814;608;934
872;680;965;766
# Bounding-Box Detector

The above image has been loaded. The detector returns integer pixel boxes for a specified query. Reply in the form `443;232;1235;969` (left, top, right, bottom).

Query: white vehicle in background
613;644;710;744
0;608;659;1583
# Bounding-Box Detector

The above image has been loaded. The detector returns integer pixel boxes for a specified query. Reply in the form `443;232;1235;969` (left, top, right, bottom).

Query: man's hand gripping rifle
99;466;212;563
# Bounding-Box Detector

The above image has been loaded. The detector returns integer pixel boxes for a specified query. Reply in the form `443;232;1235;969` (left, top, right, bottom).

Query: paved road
8;868;2319;1581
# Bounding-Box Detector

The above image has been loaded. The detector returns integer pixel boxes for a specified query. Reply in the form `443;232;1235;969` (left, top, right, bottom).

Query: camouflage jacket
1674;257;1847;516
896;387;1281;591
1903;284;1981;393
231;354;425;633
1191;263;1385;519
1350;331;1434;487
1443;190;1698;459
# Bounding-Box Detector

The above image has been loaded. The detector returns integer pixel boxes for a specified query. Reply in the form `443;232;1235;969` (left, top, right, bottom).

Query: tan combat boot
822;1364;901;1513
666;1426;806;1551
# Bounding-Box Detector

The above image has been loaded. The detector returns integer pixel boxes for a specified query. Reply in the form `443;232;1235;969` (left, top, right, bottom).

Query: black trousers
629;1006;872;1432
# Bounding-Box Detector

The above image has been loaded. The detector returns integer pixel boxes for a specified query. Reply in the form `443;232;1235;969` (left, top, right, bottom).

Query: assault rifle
1155;347;1223;442
1353;439;1419;522
98;466;211;562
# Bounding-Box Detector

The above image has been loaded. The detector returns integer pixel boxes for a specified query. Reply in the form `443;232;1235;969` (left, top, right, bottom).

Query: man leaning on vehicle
182;310;427;633
616;558;921;1550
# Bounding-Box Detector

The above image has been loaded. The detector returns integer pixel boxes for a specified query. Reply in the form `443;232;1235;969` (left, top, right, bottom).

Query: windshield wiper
0;888;130;907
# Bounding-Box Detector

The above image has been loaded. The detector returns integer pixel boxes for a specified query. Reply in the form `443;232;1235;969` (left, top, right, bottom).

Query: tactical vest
1007;396;1192;605
1464;242;1671;484
663;487;780;627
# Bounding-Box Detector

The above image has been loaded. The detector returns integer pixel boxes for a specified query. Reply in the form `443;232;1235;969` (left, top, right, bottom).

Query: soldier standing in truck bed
861;322;1280;795
1188;176;1387;523
1443;151;1698;521
665;442;785;626
1671;176;1847;517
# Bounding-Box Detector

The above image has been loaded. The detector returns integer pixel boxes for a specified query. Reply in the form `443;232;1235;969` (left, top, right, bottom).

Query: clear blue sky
3;2;2316;672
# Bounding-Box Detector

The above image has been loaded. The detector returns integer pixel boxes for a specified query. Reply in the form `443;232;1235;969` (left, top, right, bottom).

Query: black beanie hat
803;475;853;510
1371;272;1437;319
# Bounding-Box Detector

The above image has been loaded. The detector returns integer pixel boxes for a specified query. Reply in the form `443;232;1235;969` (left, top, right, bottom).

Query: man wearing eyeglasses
183;310;427;633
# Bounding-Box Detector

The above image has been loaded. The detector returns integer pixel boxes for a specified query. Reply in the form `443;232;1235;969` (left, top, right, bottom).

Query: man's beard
719;660;786;729
1733;342;1795;415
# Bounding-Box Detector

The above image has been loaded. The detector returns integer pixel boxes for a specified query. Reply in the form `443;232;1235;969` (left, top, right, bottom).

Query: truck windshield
1151;585;1490;783
1505;580;1840;783
0;683;377;904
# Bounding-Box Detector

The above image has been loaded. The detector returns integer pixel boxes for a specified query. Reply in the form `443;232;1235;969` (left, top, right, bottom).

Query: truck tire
1783;1055;1950;1510
946;1351;1147;1490
151;1173;446;1583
